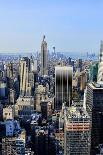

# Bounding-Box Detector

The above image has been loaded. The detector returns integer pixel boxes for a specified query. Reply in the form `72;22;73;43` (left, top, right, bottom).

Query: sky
0;0;103;54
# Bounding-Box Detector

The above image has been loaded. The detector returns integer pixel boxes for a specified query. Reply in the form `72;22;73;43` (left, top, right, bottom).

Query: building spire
97;40;103;84
43;35;45;41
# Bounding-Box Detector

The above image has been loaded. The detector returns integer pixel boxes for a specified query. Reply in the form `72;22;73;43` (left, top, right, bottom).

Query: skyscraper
86;83;103;154
19;57;29;96
19;57;33;96
89;62;98;82
6;62;13;78
64;106;91;155
86;41;103;154
55;66;72;110
41;35;48;76
76;58;82;72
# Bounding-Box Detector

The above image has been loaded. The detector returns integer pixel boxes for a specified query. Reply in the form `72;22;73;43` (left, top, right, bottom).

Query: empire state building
41;35;48;76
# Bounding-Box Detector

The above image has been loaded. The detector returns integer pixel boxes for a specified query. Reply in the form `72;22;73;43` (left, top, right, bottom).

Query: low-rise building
3;106;14;120
15;96;34;119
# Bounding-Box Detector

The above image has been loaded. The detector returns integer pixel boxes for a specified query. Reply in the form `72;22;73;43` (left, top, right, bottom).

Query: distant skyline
0;0;103;53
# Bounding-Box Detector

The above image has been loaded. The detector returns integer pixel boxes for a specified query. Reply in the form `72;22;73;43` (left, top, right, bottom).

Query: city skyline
0;36;103;155
0;1;103;53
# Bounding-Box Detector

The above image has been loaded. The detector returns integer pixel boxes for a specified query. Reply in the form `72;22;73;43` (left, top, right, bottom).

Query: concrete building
41;100;52;120
3;106;14;120
15;138;25;155
0;80;7;99
34;127;48;155
19;57;28;96
15;96;34;119
6;62;13;78
80;71;87;91
76;59;82;72
19;57;32;96
30;56;37;72
15;130;26;155
2;137;16;155
35;84;47;112
2;129;27;155
34;59;38;72
19;57;35;97
28;71;35;95
55;66;72;110
41;35;48;76
9;89;16;104
74;69;87;92
55;132;64;155
64;106;91;155
5;120;14;137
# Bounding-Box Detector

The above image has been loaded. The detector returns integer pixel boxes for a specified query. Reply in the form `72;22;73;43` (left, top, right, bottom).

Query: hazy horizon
0;0;103;53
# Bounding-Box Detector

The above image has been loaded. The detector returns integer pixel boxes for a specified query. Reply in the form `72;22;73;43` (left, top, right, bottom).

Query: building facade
64;106;91;155
55;66;72;110
15;96;34;119
86;83;103;154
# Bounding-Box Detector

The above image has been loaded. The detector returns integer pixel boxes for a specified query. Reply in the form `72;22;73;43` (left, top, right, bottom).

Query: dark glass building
55;66;72;110
86;83;103;154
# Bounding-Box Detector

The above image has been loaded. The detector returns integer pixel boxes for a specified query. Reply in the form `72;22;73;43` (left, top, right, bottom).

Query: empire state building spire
97;41;103;84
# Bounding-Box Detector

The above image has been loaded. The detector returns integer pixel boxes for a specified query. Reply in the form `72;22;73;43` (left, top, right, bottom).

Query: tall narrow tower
41;35;48;76
97;41;103;84
19;57;30;96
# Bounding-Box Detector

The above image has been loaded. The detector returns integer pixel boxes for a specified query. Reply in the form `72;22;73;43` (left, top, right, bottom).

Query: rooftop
66;106;90;120
88;82;103;89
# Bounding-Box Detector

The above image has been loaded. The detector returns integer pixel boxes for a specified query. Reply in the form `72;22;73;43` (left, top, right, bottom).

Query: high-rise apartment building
41;35;48;76
64;106;91;155
55;66;72;110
